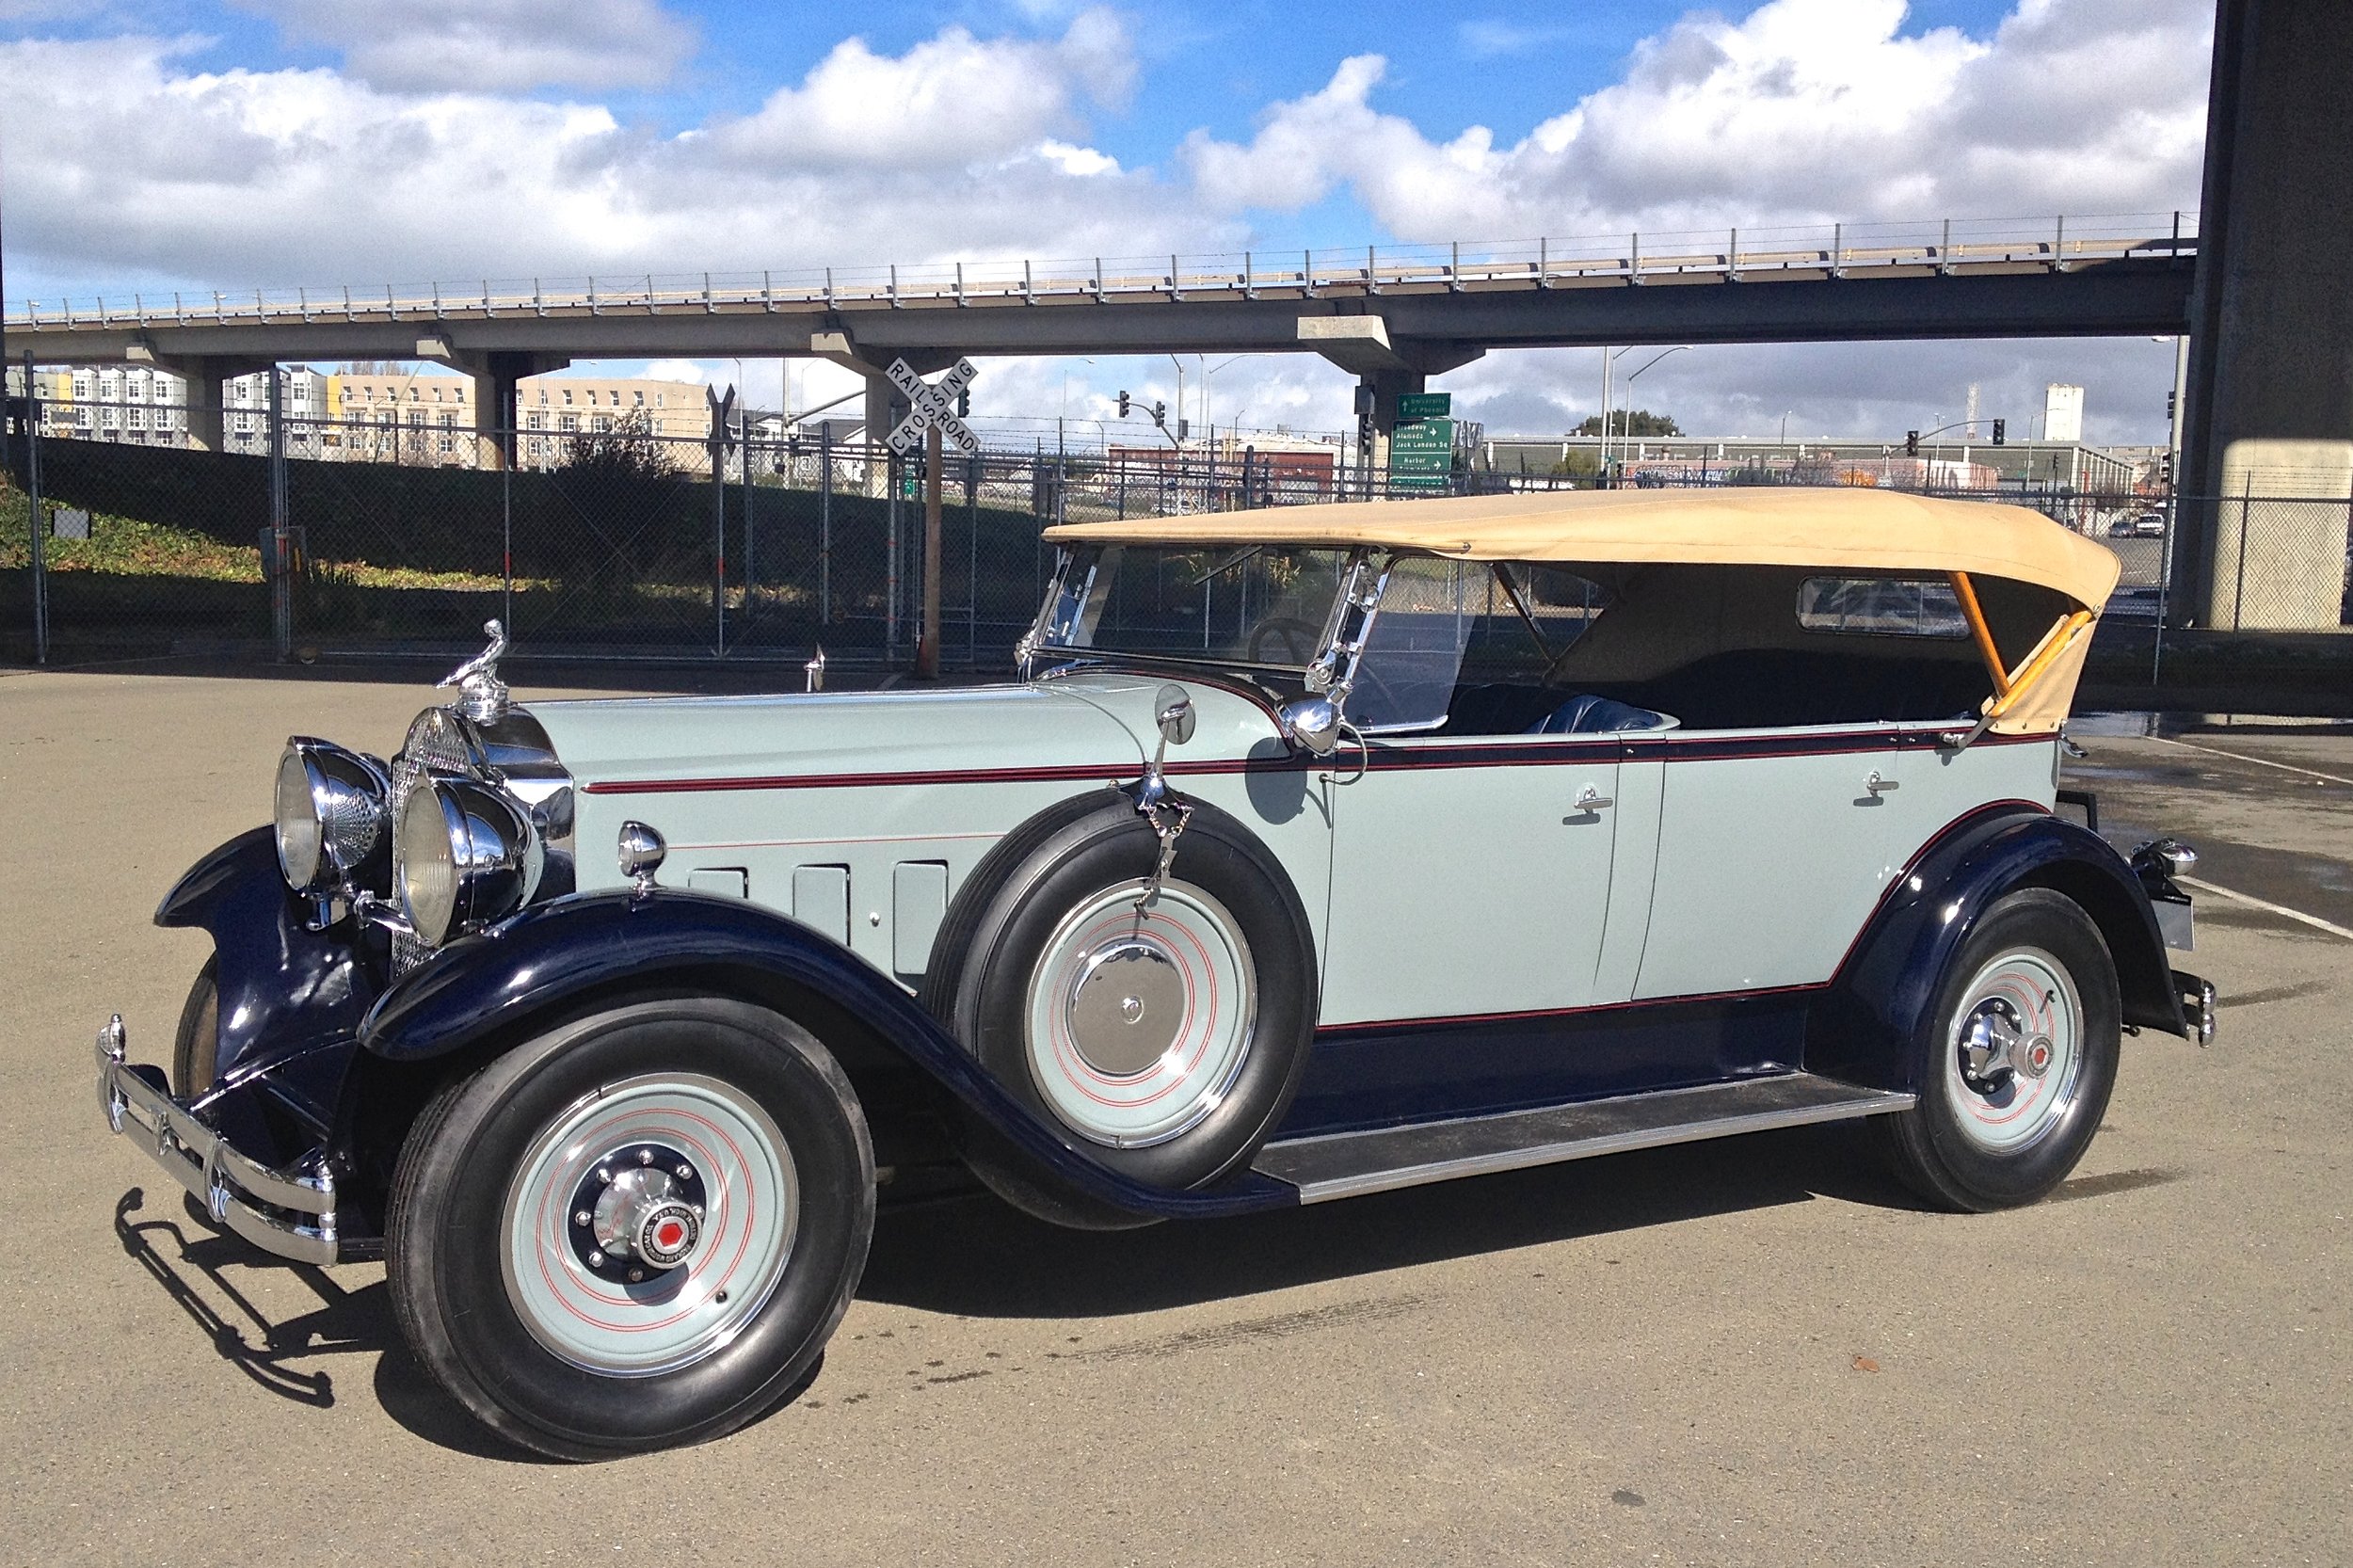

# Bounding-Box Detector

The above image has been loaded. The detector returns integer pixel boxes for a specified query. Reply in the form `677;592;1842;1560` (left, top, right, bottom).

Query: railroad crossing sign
885;358;980;456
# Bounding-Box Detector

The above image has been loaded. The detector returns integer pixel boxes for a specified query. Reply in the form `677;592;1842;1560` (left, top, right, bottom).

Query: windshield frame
1021;542;1483;735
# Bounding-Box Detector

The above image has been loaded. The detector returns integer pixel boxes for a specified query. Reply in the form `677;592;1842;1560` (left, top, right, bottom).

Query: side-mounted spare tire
923;789;1319;1227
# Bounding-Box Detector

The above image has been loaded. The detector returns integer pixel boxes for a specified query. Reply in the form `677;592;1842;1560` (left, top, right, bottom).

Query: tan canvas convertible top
1045;488;2120;608
1045;488;2121;737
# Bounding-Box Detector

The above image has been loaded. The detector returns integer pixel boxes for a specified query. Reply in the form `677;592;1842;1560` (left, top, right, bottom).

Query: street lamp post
1617;346;1689;474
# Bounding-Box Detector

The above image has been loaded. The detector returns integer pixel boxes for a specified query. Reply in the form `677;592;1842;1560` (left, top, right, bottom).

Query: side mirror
1277;695;1341;757
1156;686;1196;746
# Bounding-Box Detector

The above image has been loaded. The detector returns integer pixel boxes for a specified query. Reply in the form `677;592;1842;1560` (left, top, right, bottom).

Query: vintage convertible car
94;488;2215;1459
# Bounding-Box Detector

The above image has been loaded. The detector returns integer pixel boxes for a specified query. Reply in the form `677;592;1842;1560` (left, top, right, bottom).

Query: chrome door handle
1865;771;1899;795
1573;785;1614;811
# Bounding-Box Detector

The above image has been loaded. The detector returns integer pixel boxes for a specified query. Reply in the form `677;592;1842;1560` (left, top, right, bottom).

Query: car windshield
1034;544;1355;670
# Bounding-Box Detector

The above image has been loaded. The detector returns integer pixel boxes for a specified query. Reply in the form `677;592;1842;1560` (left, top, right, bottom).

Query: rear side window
1797;576;1968;638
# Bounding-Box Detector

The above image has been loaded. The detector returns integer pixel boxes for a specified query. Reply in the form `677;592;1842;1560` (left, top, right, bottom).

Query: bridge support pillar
134;350;271;453
861;374;902;496
1356;368;1425;481
418;344;568;471
2177;0;2353;629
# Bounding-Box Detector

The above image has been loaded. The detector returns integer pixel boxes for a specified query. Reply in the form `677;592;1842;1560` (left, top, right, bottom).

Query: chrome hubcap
1066;940;1189;1077
1945;948;2083;1152
502;1073;799;1376
1023;878;1258;1149
578;1152;707;1280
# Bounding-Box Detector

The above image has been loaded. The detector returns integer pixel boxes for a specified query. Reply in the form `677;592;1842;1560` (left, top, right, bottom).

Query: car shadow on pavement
859;1122;1927;1319
108;1124;1923;1458
110;1186;552;1463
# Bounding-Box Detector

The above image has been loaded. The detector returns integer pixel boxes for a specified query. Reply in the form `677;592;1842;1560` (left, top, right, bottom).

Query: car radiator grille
388;713;475;976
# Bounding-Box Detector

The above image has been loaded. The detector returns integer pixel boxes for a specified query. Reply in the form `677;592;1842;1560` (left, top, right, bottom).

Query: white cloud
0;1;2212;444
1185;0;2210;238
238;0;698;92
0;17;1176;293
709;9;1134;170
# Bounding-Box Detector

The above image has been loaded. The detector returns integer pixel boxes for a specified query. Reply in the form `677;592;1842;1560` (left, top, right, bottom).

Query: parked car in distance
95;488;2215;1459
2108;511;2167;537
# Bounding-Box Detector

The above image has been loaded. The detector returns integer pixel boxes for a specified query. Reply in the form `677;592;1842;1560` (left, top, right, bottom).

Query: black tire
385;998;874;1460
170;955;221;1098
1879;888;2121;1211
923;792;1317;1224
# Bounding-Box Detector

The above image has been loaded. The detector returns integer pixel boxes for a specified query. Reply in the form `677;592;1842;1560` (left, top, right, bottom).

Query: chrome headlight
396;777;541;944
275;739;391;895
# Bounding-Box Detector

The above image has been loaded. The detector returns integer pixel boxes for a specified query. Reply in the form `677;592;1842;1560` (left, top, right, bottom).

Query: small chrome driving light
274;739;392;896
617;821;667;893
397;777;540;944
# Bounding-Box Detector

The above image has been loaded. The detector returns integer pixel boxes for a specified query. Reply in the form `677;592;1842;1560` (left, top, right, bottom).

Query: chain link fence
3;405;1491;666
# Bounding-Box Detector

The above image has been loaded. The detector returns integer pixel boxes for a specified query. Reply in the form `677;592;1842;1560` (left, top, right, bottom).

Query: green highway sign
1396;392;1452;421
1388;415;1455;488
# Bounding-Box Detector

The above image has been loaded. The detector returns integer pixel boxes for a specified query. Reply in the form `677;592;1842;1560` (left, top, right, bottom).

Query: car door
1318;731;1630;1027
1313;556;1652;1029
1631;723;1910;1000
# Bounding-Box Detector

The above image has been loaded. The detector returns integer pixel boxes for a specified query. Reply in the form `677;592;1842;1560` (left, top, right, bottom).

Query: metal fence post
741;424;757;638
269;366;291;660
887;448;902;661
707;387;734;655
24;351;46;664
967;455;980;664
2233;471;2251;632
502;451;514;632
819;424;833;626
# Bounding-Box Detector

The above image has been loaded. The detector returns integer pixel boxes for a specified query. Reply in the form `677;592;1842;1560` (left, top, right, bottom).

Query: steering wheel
1248;616;1321;665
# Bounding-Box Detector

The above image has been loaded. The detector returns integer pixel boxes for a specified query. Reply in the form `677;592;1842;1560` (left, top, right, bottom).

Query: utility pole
919;419;943;678
24;349;44;664
269;366;291;659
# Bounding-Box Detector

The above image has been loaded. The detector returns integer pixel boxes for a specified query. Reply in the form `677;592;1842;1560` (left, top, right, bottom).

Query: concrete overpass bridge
4;214;2195;468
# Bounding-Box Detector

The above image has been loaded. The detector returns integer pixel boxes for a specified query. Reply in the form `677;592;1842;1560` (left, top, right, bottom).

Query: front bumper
94;1016;343;1265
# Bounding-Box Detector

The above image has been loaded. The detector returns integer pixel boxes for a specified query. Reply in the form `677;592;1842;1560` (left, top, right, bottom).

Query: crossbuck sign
885;358;981;457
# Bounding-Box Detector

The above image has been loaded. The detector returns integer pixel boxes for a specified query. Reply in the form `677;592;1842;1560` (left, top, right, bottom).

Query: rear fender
358;889;1293;1221
1809;806;2190;1093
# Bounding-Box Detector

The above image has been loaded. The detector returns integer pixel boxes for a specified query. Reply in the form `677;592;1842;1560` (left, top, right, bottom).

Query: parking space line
2157;735;2353;787
2178;874;2353;942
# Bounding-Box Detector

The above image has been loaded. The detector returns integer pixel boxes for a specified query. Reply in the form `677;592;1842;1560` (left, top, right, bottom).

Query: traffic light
1992;419;2006;445
1905;430;1919;456
1153;400;1167;426
957;388;969;417
1117;391;1130;418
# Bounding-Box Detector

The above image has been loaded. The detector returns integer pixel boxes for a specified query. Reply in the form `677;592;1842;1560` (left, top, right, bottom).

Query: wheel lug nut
574;1209;592;1226
587;1251;605;1267
596;1166;612;1185
691;1204;704;1218
638;1148;654;1165
677;1163;694;1181
627;1268;646;1283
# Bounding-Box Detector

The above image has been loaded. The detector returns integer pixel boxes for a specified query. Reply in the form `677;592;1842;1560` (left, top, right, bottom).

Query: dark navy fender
360;889;1296;1221
1808;804;2191;1093
154;827;379;1145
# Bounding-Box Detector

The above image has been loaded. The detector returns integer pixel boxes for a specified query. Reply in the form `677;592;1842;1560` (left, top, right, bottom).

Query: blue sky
0;0;2213;442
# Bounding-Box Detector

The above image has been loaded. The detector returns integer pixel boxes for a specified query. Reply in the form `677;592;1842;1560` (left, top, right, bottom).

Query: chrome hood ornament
439;619;512;723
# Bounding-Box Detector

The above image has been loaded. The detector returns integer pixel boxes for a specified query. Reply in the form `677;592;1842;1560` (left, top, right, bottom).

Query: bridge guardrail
6;212;2200;332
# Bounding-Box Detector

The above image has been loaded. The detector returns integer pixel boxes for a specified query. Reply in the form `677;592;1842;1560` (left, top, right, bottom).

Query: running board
1254;1073;1915;1204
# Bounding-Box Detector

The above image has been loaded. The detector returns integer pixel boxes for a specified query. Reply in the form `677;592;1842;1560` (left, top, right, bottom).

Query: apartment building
323;372;709;468
18;364;189;445
10;363;712;469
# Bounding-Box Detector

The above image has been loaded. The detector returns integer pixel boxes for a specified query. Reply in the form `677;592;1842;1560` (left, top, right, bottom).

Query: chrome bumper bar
2173;969;2217;1048
94;1016;342;1265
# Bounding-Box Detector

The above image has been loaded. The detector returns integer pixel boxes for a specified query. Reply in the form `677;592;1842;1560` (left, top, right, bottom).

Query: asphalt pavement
3;669;2346;1566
